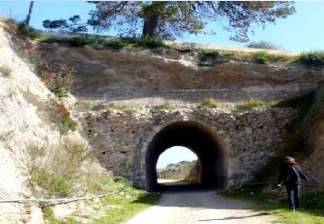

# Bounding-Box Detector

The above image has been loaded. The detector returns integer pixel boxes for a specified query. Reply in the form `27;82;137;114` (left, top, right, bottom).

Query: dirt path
126;190;276;224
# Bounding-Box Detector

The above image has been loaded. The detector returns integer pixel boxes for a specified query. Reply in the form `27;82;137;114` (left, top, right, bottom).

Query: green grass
35;175;159;224
31;167;73;197
90;177;160;224
224;187;324;224
236;99;272;112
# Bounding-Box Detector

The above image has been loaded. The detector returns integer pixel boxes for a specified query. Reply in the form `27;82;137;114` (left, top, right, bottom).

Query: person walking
278;156;309;211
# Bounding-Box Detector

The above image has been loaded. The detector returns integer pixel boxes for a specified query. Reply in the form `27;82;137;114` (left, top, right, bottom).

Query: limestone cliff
0;21;105;224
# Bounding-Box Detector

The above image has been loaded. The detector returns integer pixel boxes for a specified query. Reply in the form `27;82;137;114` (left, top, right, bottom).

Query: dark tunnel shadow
132;190;261;210
145;121;228;192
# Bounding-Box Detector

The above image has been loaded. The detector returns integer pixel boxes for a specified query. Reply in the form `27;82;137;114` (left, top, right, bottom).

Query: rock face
0;23;53;224
79;107;297;189
0;22;104;224
38;41;324;105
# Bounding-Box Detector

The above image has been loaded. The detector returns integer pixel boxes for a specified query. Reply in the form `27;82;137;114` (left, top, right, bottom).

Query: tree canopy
43;15;88;33
87;1;295;41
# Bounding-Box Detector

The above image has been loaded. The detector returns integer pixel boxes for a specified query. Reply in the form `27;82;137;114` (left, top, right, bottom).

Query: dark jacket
279;164;308;186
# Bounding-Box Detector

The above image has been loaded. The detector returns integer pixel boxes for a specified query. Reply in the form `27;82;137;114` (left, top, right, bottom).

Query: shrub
29;140;92;198
104;39;128;49
68;37;90;47
247;41;280;50
40;203;58;224
198;49;219;67
236;100;267;111
31;167;73;197
0;65;12;77
299;51;324;66
254;51;269;64
51;103;78;133
135;36;166;49
41;35;167;50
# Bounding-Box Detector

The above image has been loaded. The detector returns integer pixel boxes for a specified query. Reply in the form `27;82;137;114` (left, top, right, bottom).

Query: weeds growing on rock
50;103;78;134
236;99;269;111
31;167;73;197
200;97;224;109
29;140;93;198
105;103;135;114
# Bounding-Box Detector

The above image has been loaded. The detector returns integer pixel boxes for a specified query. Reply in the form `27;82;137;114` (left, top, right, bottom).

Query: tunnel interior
146;121;227;192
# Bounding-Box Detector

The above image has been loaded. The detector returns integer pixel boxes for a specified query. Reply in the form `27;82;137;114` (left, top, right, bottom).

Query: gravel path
126;190;276;224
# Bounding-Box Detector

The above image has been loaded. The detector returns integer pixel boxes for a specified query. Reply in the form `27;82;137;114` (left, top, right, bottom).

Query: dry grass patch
236;99;269;112
200;97;225;109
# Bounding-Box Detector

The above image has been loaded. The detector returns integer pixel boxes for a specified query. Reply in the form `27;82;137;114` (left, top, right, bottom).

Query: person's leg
294;185;301;209
286;186;295;210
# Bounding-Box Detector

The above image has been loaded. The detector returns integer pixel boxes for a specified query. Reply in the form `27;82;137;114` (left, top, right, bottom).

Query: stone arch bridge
79;107;296;191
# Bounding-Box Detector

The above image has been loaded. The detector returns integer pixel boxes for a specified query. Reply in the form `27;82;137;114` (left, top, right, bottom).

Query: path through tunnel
146;121;227;192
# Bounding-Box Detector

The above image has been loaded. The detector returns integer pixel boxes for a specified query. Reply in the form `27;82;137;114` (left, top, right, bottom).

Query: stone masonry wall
77;107;297;189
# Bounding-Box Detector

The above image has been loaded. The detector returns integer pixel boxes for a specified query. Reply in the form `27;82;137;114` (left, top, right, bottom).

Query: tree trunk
142;1;165;38
24;1;34;32
142;14;159;37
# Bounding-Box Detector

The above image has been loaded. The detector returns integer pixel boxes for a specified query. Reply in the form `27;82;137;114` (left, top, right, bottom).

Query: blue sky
0;1;324;52
157;146;197;169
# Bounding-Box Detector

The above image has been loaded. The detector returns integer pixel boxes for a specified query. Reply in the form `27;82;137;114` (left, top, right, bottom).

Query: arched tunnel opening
145;121;227;192
156;146;200;186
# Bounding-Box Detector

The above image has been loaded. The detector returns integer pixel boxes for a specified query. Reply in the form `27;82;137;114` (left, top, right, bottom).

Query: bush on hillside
51;103;78;133
198;49;219;66
29;140;92;197
299;51;324;66
254;51;269;64
41;35;167;50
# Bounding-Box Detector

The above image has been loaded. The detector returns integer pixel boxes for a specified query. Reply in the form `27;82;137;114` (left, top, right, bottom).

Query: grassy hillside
41;176;159;224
